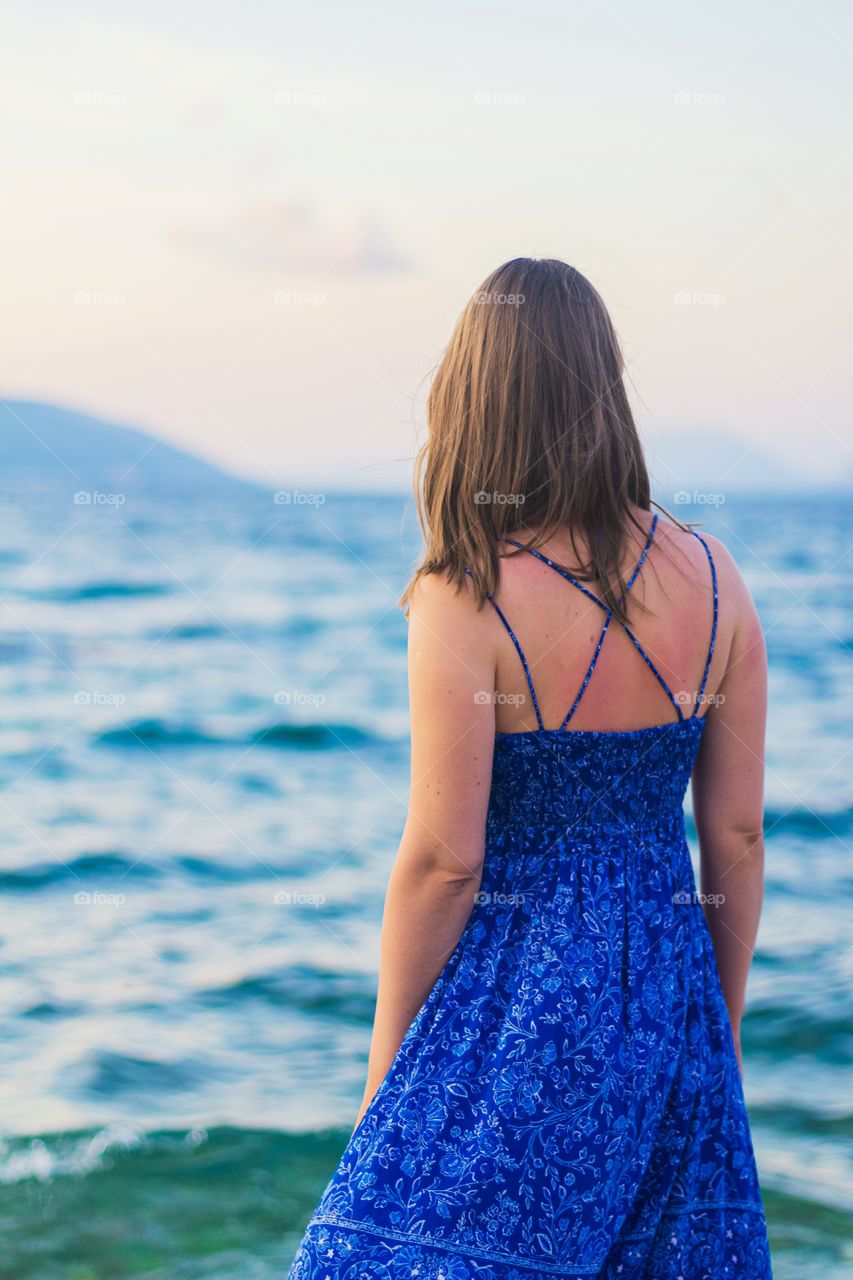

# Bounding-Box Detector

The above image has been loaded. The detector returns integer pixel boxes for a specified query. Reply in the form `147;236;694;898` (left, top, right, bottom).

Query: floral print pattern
287;718;772;1278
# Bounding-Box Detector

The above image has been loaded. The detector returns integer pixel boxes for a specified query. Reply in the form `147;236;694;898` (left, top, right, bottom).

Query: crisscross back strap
476;514;718;731
485;594;545;731
504;515;683;727
545;515;657;730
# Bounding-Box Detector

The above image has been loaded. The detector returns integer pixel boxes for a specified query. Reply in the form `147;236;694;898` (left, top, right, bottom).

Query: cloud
176;201;412;275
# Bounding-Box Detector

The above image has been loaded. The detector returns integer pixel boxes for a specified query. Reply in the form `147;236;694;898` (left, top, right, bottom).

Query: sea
0;482;850;1279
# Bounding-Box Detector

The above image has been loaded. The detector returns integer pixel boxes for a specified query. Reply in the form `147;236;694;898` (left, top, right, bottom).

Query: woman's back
489;510;728;736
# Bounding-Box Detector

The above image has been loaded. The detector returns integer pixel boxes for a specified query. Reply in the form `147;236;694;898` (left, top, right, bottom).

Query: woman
288;258;772;1278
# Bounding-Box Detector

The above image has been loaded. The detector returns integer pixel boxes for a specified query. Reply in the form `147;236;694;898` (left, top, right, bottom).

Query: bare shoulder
690;528;758;622
657;518;763;654
408;569;495;647
656;519;746;597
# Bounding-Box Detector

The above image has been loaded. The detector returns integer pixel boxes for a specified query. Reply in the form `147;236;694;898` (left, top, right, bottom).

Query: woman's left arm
352;572;497;1131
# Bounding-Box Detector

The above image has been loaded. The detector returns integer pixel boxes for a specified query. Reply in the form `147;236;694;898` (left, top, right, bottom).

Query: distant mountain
0;400;258;494
645;428;809;498
0;400;836;499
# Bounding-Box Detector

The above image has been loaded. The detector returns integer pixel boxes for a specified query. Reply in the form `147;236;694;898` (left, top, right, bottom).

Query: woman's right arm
691;540;768;1073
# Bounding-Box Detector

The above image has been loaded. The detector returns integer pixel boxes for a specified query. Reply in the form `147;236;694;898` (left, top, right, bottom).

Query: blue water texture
0;484;849;1279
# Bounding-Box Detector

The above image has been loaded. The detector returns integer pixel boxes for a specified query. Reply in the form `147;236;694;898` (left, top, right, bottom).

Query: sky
1;0;851;490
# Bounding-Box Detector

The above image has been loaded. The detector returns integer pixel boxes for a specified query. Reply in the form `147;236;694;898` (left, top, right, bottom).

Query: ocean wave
751;1102;853;1140
173;854;255;882
0;851;160;891
249;722;375;749
195;966;375;1022
167;622;228;639
0;1123;146;1184
762;806;853;839
0;1124;346;1186
94;719;379;751
0;849;340;892
21;581;172;602
69;1049;201;1099
746;1006;853;1063
94;720;227;749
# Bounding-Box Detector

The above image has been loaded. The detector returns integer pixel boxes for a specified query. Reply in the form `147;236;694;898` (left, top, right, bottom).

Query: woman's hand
351;1085;375;1136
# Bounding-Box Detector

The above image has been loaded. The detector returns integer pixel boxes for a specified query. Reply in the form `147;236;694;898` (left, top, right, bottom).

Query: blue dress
288;516;772;1279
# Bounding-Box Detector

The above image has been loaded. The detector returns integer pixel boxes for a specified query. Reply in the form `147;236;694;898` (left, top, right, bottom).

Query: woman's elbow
698;818;765;871
396;827;485;889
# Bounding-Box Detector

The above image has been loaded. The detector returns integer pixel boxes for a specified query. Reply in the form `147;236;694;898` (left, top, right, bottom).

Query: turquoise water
0;485;850;1278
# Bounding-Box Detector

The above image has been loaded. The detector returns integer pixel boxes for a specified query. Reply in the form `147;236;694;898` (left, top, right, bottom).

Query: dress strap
503;537;611;729
504;513;659;608
688;530;719;718
624;513;658;593
472;514;703;731
465;566;545;731
558;612;611;730
504;540;609;611
555;512;653;732
486;596;545;731
507;515;683;728
620;627;685;722
606;515;686;723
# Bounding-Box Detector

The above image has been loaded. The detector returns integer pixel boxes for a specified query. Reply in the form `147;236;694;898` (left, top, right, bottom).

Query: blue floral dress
287;515;772;1279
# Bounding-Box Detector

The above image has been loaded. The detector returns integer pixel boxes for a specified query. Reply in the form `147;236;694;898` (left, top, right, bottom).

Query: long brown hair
402;257;672;627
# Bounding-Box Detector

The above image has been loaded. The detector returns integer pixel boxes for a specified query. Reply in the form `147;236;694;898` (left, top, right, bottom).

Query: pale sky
1;1;851;489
